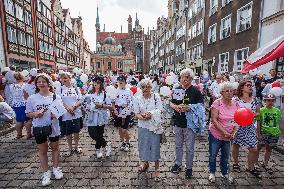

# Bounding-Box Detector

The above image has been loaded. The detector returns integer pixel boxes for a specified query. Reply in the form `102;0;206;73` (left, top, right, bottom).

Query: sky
60;0;168;51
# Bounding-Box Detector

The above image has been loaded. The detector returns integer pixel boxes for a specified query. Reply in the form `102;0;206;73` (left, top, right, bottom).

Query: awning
241;35;284;73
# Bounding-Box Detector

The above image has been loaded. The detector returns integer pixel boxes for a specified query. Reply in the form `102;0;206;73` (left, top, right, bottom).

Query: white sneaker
124;143;130;152
41;170;51;186
105;142;112;157
221;174;234;184
96;149;103;159
52;167;63;180
208;173;216;183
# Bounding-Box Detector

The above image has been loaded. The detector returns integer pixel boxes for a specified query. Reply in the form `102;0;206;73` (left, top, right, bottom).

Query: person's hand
223;131;231;139
256;132;261;140
144;112;151;120
123;103;128;108
34;110;44;118
180;105;190;112
172;104;182;113
51;113;57;119
113;109;118;116
66;106;75;115
95;103;103;109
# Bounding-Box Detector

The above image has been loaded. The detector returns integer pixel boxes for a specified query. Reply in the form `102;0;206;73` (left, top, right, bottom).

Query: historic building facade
0;0;92;70
94;6;150;74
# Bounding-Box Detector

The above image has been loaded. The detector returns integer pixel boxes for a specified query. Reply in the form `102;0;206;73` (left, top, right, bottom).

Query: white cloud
60;0;167;50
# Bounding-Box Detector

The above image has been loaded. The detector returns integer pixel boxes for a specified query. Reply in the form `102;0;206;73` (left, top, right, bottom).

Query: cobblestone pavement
1;121;284;189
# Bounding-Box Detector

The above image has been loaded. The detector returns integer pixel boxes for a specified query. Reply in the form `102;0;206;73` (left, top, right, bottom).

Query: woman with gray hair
208;82;239;183
133;79;163;182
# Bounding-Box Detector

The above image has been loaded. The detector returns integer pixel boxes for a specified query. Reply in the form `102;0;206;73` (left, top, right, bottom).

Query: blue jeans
208;132;231;175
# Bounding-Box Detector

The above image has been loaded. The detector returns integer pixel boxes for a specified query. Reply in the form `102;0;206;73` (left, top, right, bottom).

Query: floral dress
233;97;260;148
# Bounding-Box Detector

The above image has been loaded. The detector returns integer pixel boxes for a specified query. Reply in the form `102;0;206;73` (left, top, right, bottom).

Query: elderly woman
133;79;163;182
208;82;239;183
232;80;261;178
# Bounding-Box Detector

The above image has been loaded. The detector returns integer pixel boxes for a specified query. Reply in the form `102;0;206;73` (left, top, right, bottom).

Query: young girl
82;76;112;158
113;75;134;152
10;72;32;139
26;74;63;186
57;72;82;156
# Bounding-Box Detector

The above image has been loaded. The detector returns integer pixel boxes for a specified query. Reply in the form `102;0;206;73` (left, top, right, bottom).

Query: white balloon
229;76;235;83
165;76;174;85
30;68;38;77
232;82;239;90
106;85;116;93
270;87;283;97
21;70;29;77
80;74;88;84
126;84;131;89
107;87;118;100
135;88;142;97
160;86;172;97
71;78;76;86
73;67;79;74
77;69;83;75
2;67;10;72
54;81;61;89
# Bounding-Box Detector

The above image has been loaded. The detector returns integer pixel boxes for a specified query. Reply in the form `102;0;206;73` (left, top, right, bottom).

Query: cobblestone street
1;121;284;189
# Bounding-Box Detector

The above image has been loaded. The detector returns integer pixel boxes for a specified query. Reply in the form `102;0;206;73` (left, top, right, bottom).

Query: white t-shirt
0;101;15;119
82;92;111;126
10;83;26;107
133;93;163;129
23;83;36;97
115;88;133;117
56;85;82;121
25;93;62;137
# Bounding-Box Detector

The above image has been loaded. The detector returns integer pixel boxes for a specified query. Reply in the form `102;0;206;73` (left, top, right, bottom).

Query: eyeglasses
245;84;252;87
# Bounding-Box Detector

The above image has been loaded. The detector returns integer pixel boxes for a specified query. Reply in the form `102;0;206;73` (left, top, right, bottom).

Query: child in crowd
0;95;14;122
257;93;281;174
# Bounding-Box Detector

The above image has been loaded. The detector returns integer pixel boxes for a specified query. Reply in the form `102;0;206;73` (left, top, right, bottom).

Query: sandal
153;170;161;182
138;162;149;172
246;168;262;179
16;135;23;139
233;164;241;173
73;148;82;154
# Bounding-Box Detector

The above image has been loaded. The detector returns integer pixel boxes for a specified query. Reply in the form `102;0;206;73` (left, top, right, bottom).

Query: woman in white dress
134;79;163;182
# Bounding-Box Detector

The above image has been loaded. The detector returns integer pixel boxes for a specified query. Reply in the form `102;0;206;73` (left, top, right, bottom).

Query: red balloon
234;108;254;127
130;86;137;95
272;81;281;88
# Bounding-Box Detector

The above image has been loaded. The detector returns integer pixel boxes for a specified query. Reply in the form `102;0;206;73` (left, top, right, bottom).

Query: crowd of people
0;65;283;186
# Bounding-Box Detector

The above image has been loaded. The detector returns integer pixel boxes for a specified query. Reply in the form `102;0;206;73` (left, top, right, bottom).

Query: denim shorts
259;134;279;148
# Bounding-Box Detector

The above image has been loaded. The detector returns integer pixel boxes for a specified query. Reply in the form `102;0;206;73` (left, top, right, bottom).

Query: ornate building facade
94;5;150;74
0;0;93;70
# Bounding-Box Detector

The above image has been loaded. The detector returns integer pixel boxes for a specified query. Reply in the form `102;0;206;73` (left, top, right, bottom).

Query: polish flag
242;35;284;73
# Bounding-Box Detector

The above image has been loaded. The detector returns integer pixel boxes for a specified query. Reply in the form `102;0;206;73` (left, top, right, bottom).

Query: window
49;44;53;55
192;24;197;38
107;62;112;70
197;19;204;36
96;62;101;68
209;0;218;16
219;52;229;72
222;0;232;7
46;9;51;20
236;2;252;33
188;28;192;40
26;35;34;48
24;10;32;26
234;47;249;72
7;25;17;43
18;31;26;46
4;0;15;16
117;62;122;69
208;23;217;44
38;20;43;32
15;4;24;22
220;15;231;40
48;27;52;37
37;0;42;12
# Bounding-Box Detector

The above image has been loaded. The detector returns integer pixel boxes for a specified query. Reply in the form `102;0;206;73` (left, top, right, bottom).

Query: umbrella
242;35;284;73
